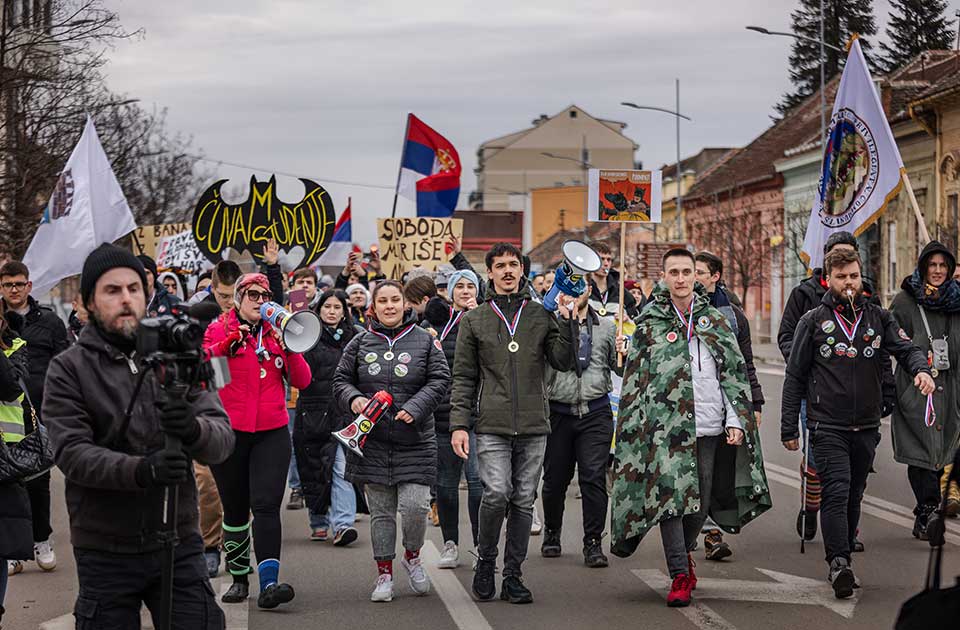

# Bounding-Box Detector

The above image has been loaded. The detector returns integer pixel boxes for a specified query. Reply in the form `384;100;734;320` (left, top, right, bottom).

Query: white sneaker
7;559;23;576
437;541;459;569
531;505;543;536
370;573;394;602
34;539;57;571
401;555;431;595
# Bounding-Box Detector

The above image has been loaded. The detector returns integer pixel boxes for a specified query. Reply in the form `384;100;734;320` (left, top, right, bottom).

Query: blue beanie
447;269;479;291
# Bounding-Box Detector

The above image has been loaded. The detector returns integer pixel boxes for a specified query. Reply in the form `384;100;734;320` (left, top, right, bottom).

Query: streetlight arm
744;25;844;53
620;103;692;121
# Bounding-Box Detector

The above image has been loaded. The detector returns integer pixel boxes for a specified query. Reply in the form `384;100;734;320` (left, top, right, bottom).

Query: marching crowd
0;229;957;628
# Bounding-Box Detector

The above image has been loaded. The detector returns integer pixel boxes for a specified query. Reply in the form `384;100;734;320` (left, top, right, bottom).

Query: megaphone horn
333;391;394;457
543;240;603;312
259;301;322;354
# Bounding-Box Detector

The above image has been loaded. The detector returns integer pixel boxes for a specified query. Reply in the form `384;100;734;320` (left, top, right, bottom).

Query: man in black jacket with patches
781;247;932;599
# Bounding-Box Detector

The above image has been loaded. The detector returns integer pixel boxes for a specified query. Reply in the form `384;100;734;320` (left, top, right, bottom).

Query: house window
570;110;578;118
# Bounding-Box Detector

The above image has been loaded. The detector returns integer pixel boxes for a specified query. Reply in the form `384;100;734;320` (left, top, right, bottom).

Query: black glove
135;449;189;487
157;396;201;444
881;399;895;418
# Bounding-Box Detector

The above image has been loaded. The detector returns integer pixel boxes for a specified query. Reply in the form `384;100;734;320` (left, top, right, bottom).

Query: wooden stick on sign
901;170;931;245
617;222;626;368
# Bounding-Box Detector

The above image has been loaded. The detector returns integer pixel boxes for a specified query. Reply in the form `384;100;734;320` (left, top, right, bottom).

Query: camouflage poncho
610;284;771;558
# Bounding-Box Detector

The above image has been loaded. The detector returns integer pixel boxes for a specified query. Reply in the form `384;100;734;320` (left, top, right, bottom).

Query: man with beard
43;244;235;627
777;231;886;547
890;241;960;537
781;247;932;599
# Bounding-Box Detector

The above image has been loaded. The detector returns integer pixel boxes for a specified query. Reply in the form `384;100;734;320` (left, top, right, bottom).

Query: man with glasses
0;261;69;576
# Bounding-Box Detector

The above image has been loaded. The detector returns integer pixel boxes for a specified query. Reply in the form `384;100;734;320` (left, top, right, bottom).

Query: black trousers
541;406;614;542
211;426;290;571
812;427;878;563
72;534;223;630
25;470;52;542
907;465;944;513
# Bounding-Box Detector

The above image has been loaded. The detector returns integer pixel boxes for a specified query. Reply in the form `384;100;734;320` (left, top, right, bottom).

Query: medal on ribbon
672;300;695;343
369;323;418;362
489;299;527;353
440;307;465;342
833;308;863;359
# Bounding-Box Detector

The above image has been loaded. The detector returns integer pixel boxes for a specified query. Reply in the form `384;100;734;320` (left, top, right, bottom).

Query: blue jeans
287;409;301;491
436;431;482;546
308;445;356;533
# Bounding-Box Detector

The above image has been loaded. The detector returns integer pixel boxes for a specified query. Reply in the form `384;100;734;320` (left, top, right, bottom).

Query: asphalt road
10;368;960;630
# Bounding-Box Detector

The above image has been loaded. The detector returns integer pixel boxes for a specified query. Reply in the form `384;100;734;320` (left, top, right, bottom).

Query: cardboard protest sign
377;218;464;281
587;169;662;222
192;175;336;268
133;223;191;259
156;228;212;273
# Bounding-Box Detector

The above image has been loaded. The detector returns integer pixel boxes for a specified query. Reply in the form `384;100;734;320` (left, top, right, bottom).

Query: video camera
136;308;230;391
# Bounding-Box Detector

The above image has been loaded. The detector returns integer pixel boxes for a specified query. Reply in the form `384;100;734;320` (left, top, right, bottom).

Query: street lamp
621;80;691;239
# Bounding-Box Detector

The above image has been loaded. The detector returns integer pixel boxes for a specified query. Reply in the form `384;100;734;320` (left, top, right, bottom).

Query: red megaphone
333;390;393;457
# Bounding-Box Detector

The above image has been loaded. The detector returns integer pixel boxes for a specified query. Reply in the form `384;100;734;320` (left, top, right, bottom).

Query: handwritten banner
377;217;464;281
133;223;191;260
192;175;336;268
156;228;212;273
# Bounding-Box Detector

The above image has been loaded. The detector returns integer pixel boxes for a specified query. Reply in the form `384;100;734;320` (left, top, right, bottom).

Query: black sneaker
500;576;533;604
828;558;855;599
472;557;497;601
286;489;305;510
796;509;818;541
703;529;732;561
913;505;936;541
222;580;249;603
583;538;608;568
541;529;561;558
257;583;295;609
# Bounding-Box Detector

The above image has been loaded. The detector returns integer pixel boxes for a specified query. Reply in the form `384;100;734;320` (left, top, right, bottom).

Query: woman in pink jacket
204;273;311;609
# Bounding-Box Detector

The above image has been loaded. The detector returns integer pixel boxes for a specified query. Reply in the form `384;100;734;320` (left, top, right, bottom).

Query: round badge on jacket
820;344;832;358
398;352;412;364
368;363;381;376
666;331;678;343
821;320;836;334
364;352;378;364
863;347;875;358
697;316;711;329
395;364;409;378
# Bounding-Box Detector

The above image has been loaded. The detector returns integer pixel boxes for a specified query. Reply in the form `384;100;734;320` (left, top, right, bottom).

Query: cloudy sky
100;0;958;248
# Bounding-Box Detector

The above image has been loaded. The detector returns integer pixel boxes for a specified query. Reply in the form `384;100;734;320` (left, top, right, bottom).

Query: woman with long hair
422;269;483;568
203;273;311;609
293;289;362;545
333;281;449;602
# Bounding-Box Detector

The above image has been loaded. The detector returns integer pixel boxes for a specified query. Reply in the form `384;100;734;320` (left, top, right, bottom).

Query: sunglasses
245;290;271;303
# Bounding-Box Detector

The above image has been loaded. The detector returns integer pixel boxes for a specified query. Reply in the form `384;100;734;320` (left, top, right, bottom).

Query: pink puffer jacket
203;309;311;433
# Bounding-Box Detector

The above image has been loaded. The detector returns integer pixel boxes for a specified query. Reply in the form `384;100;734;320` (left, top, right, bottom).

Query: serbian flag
397;114;461;217
316;197;353;266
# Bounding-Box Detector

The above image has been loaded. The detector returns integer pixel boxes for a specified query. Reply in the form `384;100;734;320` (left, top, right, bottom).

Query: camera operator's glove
135;449;190;488
881;397;896;418
157;397;201;444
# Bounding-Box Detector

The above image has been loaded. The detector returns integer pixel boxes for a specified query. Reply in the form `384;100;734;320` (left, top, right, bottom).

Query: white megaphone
259;301;322;353
542;240;603;312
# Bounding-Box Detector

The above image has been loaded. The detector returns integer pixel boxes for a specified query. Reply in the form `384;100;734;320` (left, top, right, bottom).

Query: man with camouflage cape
610;248;771;608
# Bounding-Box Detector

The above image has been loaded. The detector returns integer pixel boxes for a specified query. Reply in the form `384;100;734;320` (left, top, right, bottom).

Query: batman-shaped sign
192;176;336;268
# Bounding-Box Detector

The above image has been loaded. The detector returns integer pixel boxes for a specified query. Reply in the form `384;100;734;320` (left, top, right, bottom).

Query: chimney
532;114;549;126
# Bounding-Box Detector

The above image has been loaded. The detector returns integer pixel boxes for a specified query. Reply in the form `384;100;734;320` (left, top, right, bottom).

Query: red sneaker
687;553;697;590
667;574;693;607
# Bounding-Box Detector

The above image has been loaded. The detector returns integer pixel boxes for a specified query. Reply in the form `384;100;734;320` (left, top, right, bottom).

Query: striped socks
801;458;821;512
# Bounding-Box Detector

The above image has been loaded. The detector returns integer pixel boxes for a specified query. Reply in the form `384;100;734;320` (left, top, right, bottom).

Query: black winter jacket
294;321;357;515
422;297;467;433
781;291;929;441
42;324;235;553
333;311;449;487
2;296;69;417
0;328;33;560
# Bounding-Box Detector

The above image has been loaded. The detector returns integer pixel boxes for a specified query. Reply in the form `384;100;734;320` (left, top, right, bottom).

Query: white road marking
757;367;785;376
763;465;960;546
421;540;494;630
632;570;737;630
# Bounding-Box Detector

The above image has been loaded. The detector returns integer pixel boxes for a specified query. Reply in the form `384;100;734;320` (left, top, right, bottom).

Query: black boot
583;538;608;568
222;577;250;603
472;557;497;601
796;509;818;541
913;505;936;541
258;583;295;609
541;528;561;558
500;575;533;604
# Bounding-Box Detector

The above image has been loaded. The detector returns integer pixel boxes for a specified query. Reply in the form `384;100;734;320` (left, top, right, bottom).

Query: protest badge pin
398;352;412;364
820;344;832;358
368;363;381;376
826;336;835;345
666;331;678;343
259;367;267;379
697;316;711;329
867;328;875;336
872;336;882;349
275;357;284;370
863;347;875;358
821;320;836;334
364;352;378;364
395;364;409;377
834;342;848;356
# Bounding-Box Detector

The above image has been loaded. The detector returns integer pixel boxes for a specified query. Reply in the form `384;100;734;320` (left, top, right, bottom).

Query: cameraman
43;244;235;629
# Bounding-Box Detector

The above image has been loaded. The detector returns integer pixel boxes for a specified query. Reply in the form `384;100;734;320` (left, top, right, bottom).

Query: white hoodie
688;336;742;438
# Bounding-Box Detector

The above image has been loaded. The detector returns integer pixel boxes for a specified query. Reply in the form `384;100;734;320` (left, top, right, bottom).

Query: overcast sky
100;0;959;248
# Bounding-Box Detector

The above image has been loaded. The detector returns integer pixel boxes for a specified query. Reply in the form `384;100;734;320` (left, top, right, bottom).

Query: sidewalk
752;340;785;367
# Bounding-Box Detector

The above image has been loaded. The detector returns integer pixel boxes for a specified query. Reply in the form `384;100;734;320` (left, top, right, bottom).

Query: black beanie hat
136;254;158;280
82;244;148;306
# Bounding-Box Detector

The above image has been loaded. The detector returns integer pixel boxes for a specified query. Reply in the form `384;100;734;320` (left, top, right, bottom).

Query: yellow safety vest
1;337;27;444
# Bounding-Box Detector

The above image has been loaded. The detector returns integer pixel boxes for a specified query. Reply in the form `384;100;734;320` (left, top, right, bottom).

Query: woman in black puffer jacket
293;289;365;547
333;281;449;603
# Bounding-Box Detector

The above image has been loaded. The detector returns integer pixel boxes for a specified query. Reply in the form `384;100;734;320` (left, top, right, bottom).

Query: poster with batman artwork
192;175;336;268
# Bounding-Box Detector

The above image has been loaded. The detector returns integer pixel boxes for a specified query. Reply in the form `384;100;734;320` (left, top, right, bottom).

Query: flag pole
391;113;412;219
617;222;626;369
901;170;931;245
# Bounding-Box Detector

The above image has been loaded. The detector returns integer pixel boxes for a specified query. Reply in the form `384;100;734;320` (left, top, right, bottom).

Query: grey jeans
365;483;431;561
476;434;548;578
659;435;722;577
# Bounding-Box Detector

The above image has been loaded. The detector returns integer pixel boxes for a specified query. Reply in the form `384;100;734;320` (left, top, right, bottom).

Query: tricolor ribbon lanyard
369;323;418;361
490;299;527;353
833;308;863;348
440;307;465;342
925;393;937;428
598;290;610;316
672;301;694;342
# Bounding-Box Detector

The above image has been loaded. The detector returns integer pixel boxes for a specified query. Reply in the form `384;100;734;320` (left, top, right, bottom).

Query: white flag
801;38;904;269
23;117;137;295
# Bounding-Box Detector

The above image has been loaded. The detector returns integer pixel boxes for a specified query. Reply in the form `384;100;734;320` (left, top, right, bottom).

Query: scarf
904;271;960;313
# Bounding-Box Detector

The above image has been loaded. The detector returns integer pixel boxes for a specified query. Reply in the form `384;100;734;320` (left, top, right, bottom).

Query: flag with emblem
23;116;137;295
801;38;905;270
396;114;461;217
